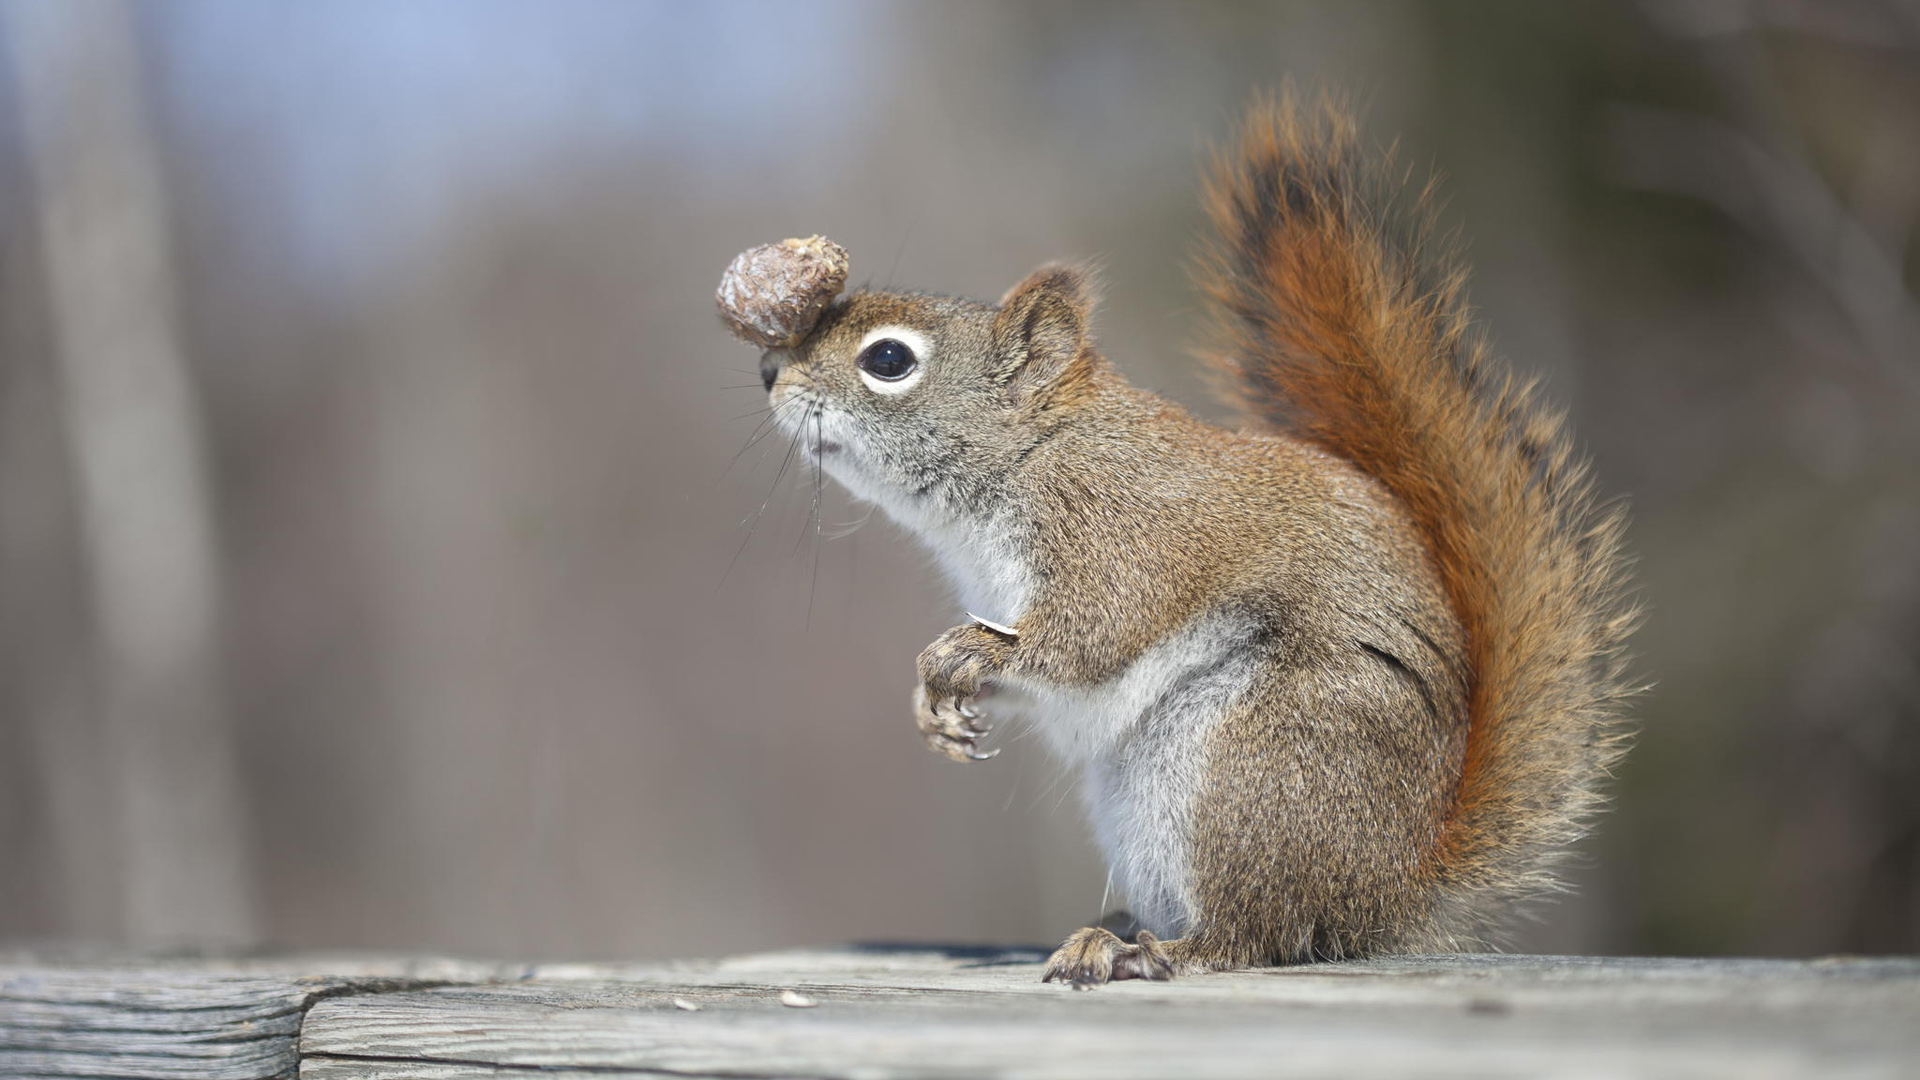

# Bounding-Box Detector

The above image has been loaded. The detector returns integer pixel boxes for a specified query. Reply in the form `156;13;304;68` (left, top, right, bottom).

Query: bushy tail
1194;93;1638;927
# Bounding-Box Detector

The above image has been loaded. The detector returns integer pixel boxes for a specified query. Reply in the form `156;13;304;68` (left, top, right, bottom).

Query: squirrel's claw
921;729;998;763
932;695;990;737
914;685;996;763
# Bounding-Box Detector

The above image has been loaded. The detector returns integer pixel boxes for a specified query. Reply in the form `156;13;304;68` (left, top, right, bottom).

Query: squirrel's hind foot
1041;927;1176;989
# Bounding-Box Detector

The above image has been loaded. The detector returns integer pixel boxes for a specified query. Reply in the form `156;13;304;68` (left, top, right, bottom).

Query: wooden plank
8;947;1917;1079
1;971;310;1080
299;947;1920;1080
0;956;514;1080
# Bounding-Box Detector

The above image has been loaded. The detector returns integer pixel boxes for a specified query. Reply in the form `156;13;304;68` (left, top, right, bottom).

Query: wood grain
304;947;1920;1079
0;955;513;1080
6;947;1917;1079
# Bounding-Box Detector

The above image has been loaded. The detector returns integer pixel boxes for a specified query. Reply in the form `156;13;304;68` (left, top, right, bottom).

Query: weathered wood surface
5;947;1918;1080
0;954;515;1080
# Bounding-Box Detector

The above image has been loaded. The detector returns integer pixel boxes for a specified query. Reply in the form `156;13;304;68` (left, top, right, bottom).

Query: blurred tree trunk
4;0;257;944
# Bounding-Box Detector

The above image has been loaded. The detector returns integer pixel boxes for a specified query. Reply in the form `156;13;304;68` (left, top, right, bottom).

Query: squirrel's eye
857;338;917;382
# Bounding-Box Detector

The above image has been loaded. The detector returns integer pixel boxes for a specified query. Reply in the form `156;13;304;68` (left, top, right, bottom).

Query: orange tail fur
1194;92;1638;929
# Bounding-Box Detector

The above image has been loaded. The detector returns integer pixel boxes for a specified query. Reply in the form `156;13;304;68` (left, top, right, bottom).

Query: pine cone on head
716;235;850;348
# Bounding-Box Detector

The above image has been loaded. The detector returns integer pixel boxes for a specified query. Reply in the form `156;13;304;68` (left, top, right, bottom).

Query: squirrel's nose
760;353;780;392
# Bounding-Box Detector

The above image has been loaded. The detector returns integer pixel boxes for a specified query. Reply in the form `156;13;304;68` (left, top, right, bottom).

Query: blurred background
1;0;1916;961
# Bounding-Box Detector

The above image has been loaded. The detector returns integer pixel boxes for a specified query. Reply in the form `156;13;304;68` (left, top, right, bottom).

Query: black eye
857;338;918;381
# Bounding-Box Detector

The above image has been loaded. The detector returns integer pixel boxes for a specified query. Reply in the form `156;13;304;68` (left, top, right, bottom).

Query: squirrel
719;93;1637;988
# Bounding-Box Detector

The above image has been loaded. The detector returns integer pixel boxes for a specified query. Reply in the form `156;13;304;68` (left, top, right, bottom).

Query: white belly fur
859;477;1255;938
994;613;1261;937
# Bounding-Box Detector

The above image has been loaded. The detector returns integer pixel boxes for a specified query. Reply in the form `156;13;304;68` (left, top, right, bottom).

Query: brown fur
1190;92;1638;943
745;94;1636;987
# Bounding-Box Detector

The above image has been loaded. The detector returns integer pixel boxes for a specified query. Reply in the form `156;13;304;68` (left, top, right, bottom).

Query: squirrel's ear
992;263;1097;391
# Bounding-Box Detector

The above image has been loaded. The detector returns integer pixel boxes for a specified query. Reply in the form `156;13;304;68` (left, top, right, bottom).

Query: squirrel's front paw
913;683;996;762
913;625;1011;763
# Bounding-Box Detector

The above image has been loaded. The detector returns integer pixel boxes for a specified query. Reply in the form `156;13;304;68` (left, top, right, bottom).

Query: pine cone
715;235;850;348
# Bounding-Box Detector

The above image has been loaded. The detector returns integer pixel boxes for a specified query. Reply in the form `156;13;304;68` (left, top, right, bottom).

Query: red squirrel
716;94;1637;987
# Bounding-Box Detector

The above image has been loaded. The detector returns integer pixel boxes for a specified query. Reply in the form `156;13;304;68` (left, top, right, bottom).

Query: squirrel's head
758;264;1102;525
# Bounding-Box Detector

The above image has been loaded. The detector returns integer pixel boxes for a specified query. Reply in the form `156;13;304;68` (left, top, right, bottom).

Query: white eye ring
856;325;929;395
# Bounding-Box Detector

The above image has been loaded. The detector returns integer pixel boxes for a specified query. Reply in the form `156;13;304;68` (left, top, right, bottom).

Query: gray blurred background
1;0;1915;961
